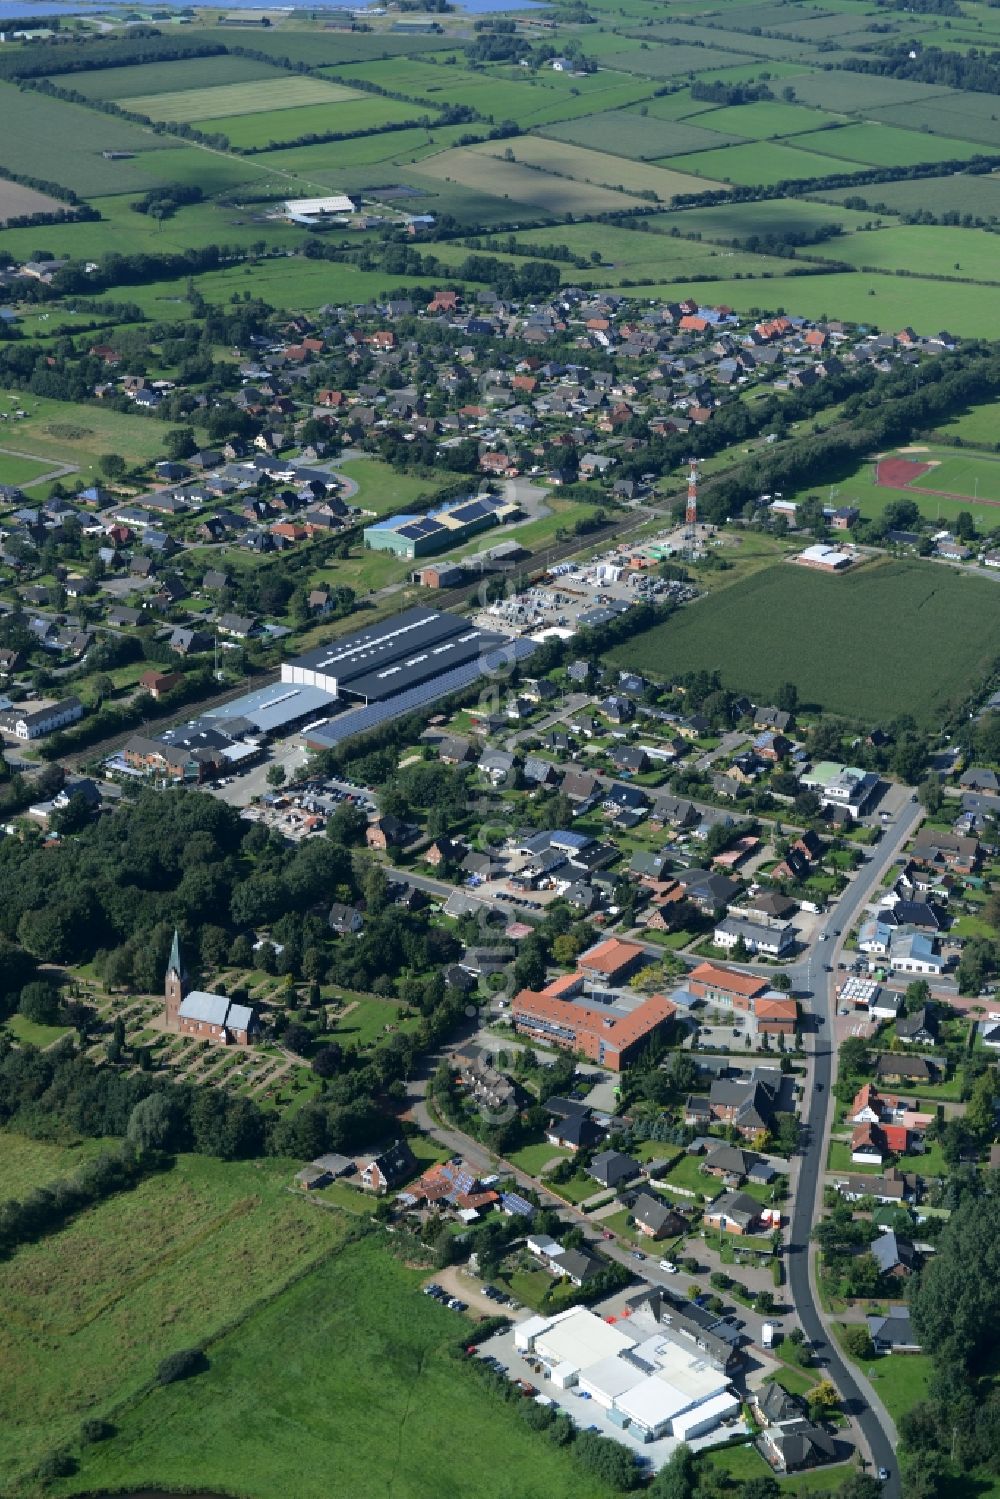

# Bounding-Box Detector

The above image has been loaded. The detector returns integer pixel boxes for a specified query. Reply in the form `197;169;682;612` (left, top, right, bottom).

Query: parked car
658;1259;678;1273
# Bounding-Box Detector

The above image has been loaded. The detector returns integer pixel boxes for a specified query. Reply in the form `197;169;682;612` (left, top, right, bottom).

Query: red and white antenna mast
685;458;698;538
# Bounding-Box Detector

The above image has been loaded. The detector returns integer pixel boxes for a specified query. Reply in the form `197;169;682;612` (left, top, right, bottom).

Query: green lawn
507;1140;572;1175
338;457;449;517
844;1345;934;1422
3;1012;73;1048
0;1153;339;1487
546;1169;605;1205
58;1233;610;1499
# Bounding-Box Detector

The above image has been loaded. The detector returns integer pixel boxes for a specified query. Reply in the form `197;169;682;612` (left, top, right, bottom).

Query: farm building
794;544;855;572
283;195;355;224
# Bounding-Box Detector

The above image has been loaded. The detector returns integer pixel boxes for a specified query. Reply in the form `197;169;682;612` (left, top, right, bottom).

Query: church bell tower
165;929;186;1028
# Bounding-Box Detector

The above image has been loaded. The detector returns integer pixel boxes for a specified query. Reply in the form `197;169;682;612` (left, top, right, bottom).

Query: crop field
780;71;952;112
203;96;423;151
322;56;488;102
0;84;175;198
0;1153;339;1485
57;53;285;100
0;179;63;223
55;1232;604;1499
635;21;822;60
639;91;723;121
790;122;983;167
541;110;744;160
813;173;1000;219
475;135;724;198
511;81;662;130
513;221;792;281
124;76;360;124
408;145;649;214
693;99;844;139
666;138;867;185
801;223;1000;282
612;44;755;78
179;27;452;67
866;98;1000;149
613;558;1000;724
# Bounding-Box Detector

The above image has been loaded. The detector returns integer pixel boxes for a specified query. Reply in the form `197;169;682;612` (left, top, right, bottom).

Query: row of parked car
423;1283;467;1313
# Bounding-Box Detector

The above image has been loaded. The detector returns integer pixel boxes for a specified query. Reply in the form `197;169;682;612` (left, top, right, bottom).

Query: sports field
124;77;360;124
613;559;1000;724
54;1232;603;1499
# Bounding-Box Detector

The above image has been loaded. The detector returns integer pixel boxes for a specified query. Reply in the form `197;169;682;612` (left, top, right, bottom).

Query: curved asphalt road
784;797;924;1499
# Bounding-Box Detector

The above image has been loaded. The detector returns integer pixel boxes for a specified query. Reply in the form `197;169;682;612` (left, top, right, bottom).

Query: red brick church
165;931;258;1046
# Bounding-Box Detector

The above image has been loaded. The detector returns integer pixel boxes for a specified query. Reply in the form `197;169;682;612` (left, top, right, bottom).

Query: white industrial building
514;1306;739;1443
283;195;355;223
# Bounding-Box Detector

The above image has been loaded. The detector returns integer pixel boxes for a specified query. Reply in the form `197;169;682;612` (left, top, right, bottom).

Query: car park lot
426;1265;524;1320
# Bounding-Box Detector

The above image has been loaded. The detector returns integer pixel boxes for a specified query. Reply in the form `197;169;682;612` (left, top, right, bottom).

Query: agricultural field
56;52;286;101
512;221;794;283
621;268;1000;339
666;138;867;186
779;71;953;112
0;83;176;198
408;145;649;215
789;122;984;167
540;111;745;161
691;99;845;139
612;558;1000;724
0;180;64;224
813;173;1000;220
203;96;423;152
802;223;1000;282
179;27;454;67
0;1153;339;1486
868;94;1000;148
612;44;759;78
476;135;724;199
632;20;823;60
53;1231;605;1499
655;195;877;242
124;76;361;125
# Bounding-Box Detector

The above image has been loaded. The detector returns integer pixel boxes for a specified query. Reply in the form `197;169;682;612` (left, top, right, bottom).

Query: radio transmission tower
685;458;698;540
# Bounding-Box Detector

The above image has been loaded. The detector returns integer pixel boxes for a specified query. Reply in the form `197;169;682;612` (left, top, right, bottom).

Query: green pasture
812;173;1000;220
58;52;285;100
791;122;984;168
0;1153;338;1486
255;120;483;184
513;221;794;283
0;391;166;473
667;137;867;185
124;143;265;193
56;1232;606;1499
634;19;822;61
0;1130;113;1199
91;255;442;317
621;267;1000;338
638;90;723;121
693;99;844;139
203;95;423;150
542;110;744;160
802;223;1000;282
933;397;1000;448
610;557;1000;724
125;75;360;124
655;195;876;242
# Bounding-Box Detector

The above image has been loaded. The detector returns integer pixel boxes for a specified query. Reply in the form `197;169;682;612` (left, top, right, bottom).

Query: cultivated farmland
204;96;423;151
409;146;649;214
124;77;361;125
474;135;725;198
615;559;1000;724
789;123;984;168
613;44;761;77
0;84;174;197
56;53;284;100
541;111;745;160
666;138;867;185
0;180;64;223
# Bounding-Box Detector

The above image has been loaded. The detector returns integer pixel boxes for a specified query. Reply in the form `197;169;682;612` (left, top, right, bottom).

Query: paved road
781;796;924;1497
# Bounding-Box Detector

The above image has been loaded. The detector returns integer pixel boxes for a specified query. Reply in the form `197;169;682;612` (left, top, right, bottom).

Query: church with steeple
164;930;258;1046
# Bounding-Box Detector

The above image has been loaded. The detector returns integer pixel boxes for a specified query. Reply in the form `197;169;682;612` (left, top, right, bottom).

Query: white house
14;696;83;740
